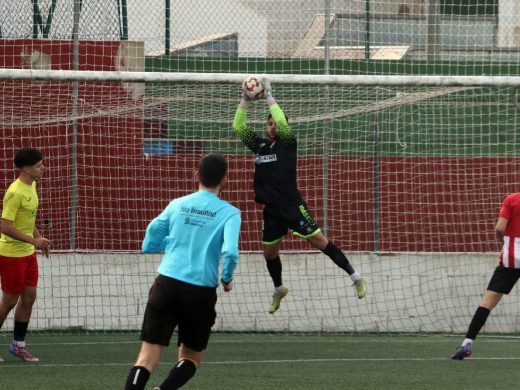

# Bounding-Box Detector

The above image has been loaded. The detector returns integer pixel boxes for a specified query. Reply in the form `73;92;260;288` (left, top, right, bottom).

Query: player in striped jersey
233;78;366;315
452;192;520;360
124;154;241;389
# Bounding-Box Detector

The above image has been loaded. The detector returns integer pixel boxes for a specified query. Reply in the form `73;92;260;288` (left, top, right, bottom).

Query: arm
233;104;260;152
270;103;295;147
1;218;49;249
34;226;50;258
220;210;241;291
142;207;171;253
263;78;296;147
1;189;51;253
495;217;508;244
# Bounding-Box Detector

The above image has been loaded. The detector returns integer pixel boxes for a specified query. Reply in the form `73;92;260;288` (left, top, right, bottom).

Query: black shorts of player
140;274;217;352
486;265;520;294
262;199;321;245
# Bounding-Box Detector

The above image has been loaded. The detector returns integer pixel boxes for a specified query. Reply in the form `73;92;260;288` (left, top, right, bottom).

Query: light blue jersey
142;190;241;288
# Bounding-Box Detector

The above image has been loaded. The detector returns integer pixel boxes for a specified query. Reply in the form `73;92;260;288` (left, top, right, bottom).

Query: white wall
497;0;520;47
127;0;268;56
7;251;519;334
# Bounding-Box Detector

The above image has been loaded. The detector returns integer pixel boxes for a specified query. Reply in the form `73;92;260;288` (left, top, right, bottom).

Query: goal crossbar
2;69;520;87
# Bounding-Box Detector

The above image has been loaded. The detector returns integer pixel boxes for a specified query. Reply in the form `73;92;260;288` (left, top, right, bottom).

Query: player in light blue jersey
125;154;241;390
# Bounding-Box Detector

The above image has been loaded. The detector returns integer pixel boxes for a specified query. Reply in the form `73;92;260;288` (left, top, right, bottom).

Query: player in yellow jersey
0;148;51;362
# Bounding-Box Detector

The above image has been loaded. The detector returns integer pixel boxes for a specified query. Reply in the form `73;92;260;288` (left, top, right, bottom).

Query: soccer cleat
0;355;4;363
353;277;367;299
8;343;39;362
452;343;472;360
269;286;289;314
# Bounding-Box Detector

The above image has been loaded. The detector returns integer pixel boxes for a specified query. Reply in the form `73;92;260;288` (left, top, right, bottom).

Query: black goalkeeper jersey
233;105;302;206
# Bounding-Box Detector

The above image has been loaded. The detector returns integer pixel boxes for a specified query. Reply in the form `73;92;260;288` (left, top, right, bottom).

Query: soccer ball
242;76;265;100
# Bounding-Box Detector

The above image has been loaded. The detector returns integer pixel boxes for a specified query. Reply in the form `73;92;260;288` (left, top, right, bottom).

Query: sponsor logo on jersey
181;206;216;218
255;154;277;165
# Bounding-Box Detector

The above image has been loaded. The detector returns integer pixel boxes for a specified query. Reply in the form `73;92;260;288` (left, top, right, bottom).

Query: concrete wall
7;251;520;334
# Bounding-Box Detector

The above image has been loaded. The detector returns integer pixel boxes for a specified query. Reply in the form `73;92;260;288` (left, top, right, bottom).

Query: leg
156;344;203;390
135;341;165;373
0;293;20;329
263;241;283;288
264;242;289;314
14;285;37;331
452;266;514;360
127;275;176;389
307;232;355;275
465;290;502;340
125;341;164;390
307;232;366;299
8;285;39;361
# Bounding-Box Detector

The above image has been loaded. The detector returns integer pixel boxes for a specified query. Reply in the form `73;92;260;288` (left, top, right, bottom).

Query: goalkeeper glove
261;77;276;106
239;79;257;109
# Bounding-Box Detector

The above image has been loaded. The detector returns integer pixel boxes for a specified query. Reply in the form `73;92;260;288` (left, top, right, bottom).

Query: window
440;0;498;16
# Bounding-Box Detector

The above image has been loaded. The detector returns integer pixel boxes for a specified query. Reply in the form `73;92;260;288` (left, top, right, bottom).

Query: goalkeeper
233;77;366;314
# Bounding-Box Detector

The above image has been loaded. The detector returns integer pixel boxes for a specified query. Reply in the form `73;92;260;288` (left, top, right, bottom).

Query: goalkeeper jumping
233;77;366;314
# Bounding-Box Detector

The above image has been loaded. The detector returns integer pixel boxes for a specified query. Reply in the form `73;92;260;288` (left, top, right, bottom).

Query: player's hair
267;113;289;123
14;147;43;169
199;153;227;188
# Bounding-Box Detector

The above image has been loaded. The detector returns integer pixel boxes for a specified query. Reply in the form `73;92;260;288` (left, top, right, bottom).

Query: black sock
322;242;355;275
159;359;197;390
266;255;283;288
125;366;150;390
466;306;491;340
13;321;29;342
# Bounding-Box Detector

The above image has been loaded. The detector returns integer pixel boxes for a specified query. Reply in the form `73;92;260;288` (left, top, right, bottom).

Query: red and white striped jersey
498;192;520;268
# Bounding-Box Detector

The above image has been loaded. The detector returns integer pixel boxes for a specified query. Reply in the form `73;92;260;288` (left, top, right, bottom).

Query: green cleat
354;277;366;299
269;286;289;314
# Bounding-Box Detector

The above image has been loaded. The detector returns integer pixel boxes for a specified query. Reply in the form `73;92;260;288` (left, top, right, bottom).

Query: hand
241;82;255;102
33;236;51;250
33;237;51;258
260;77;272;95
222;280;234;292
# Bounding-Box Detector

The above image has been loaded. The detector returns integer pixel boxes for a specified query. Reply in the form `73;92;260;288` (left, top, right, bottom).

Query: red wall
2;40;518;253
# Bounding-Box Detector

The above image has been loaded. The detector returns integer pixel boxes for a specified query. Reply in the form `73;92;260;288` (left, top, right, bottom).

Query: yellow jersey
0;179;38;257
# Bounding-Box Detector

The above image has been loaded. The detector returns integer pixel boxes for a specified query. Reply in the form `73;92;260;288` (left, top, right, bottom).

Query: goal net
1;0;520;334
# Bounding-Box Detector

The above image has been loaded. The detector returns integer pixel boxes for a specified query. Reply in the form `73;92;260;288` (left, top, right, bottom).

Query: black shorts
486;265;520;294
140;275;217;351
262;200;320;245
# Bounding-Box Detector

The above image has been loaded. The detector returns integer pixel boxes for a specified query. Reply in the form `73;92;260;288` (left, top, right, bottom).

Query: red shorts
0;252;38;295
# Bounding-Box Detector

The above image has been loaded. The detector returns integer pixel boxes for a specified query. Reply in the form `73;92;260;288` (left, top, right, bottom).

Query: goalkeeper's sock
125;366;150;390
349;272;361;283
465;306;491;340
159;359;197;389
266;256;283;288
322;242;355;275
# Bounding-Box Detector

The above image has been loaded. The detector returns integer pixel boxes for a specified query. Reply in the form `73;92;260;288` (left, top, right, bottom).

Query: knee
480;292;502;310
21;292;37;306
263;250;279;261
0;295;20;311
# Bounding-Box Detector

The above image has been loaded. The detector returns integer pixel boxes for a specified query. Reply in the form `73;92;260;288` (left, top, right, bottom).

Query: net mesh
1;0;520;333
